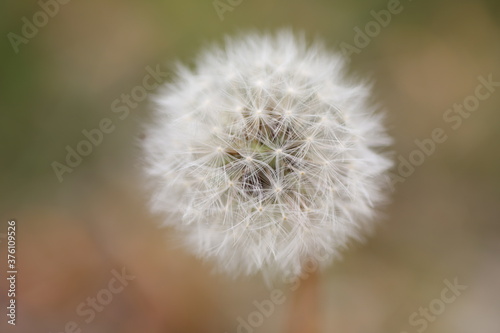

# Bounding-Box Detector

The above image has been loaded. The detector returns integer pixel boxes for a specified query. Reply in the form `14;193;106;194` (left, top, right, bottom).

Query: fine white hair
142;30;393;279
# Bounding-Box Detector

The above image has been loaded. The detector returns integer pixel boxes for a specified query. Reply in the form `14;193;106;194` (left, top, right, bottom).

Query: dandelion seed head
143;30;393;279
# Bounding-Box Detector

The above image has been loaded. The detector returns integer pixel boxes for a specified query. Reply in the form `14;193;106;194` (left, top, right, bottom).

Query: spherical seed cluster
143;31;393;278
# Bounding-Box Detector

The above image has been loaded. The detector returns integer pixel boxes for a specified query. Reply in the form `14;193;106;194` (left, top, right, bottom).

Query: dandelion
142;30;393;280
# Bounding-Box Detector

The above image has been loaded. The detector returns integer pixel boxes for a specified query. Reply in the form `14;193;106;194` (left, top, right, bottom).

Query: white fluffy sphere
143;31;393;278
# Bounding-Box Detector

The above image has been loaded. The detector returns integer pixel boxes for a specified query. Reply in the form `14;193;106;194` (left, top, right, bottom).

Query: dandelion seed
142;30;393;279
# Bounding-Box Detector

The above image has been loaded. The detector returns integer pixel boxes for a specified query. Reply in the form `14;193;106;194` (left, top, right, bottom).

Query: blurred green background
1;0;499;332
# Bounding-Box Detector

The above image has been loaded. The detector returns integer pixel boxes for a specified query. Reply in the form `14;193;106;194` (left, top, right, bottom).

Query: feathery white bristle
143;31;393;279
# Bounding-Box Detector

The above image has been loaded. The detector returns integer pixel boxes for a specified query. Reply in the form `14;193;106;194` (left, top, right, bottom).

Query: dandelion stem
285;267;321;333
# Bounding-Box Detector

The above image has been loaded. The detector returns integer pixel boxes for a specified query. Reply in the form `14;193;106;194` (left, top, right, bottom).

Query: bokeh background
1;0;500;332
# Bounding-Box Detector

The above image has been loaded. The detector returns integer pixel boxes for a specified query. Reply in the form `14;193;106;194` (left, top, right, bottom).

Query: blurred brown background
1;0;499;332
